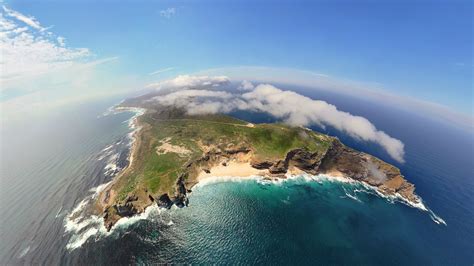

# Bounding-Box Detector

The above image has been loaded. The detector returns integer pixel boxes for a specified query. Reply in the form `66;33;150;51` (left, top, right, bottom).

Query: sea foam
64;192;162;251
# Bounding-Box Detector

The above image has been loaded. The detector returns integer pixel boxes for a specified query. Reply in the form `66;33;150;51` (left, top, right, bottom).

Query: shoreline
192;165;446;226
192;159;438;214
194;161;350;186
96;106;147;211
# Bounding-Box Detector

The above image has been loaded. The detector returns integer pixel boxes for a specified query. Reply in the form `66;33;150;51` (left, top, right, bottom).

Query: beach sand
197;161;268;182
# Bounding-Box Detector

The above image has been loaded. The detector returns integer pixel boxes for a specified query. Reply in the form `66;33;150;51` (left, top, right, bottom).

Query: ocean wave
195;173;357;190
97;150;112;161
101;144;114;152
98;104;146;143
64;182;113;250
66;215;103;251
194;175;263;188
114;204;161;230
18;245;30;258
103;154;120;176
55;205;67;218
341;187;362;203
428;210;447;225
281;196;291;205
111;106;146;129
97;106;145;174
88;181;113;197
97;100;125;118
64;200;165;251
356;181;447;226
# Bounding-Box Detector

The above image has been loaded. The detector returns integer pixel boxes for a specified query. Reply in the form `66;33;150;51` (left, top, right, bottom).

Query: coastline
96;106;147;211
64;105;150;251
194;161;346;185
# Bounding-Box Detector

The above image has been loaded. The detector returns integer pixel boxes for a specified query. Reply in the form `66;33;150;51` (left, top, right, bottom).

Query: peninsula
97;101;419;231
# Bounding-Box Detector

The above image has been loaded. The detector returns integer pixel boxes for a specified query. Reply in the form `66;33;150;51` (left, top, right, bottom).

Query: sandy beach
197;161;269;182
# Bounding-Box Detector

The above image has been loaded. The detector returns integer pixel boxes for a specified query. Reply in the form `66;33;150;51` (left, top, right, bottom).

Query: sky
0;0;472;124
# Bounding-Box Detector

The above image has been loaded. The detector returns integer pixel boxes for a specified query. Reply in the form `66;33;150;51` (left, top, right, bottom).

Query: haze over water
0;89;473;265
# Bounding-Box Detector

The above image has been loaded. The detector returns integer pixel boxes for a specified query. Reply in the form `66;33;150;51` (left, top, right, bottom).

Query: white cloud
57;36;65;46
237;80;254;91
153;89;237;114
0;13;16;30
2;5;44;30
160;8;176;18
146;75;230;93
0;5;93;85
149;67;175;75
148;76;406;163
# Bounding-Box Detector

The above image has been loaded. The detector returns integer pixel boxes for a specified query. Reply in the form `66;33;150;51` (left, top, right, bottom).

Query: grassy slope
112;113;333;201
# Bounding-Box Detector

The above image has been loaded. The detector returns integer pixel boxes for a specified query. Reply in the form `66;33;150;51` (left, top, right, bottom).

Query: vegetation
111;111;333;201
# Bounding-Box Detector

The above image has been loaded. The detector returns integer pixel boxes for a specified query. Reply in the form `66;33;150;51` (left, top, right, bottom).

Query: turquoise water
181;179;440;265
65;177;445;264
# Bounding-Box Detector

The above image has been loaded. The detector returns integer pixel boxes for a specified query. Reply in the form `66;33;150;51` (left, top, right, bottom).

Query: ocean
0;90;473;265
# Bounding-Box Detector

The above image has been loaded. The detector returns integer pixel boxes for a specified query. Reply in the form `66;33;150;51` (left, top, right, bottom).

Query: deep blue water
1;88;473;265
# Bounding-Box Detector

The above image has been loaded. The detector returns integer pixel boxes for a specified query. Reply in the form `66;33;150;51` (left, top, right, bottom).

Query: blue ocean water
1;89;473;265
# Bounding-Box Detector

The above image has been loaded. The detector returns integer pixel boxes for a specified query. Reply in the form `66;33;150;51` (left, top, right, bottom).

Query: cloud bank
196;66;473;131
148;76;405;163
147;75;230;93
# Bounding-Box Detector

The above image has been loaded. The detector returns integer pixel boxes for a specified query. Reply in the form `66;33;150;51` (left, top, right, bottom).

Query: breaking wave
341;187;362;203
64;194;166;251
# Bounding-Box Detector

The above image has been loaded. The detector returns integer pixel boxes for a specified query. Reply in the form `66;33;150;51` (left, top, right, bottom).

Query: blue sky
1;0;472;119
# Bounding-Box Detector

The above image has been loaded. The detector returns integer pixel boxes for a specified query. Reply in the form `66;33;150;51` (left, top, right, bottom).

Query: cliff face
250;139;419;204
317;139;418;203
250;148;324;176
102;137;419;231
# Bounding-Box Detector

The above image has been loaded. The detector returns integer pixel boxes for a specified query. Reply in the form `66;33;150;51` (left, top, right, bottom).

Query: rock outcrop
317;139;419;203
